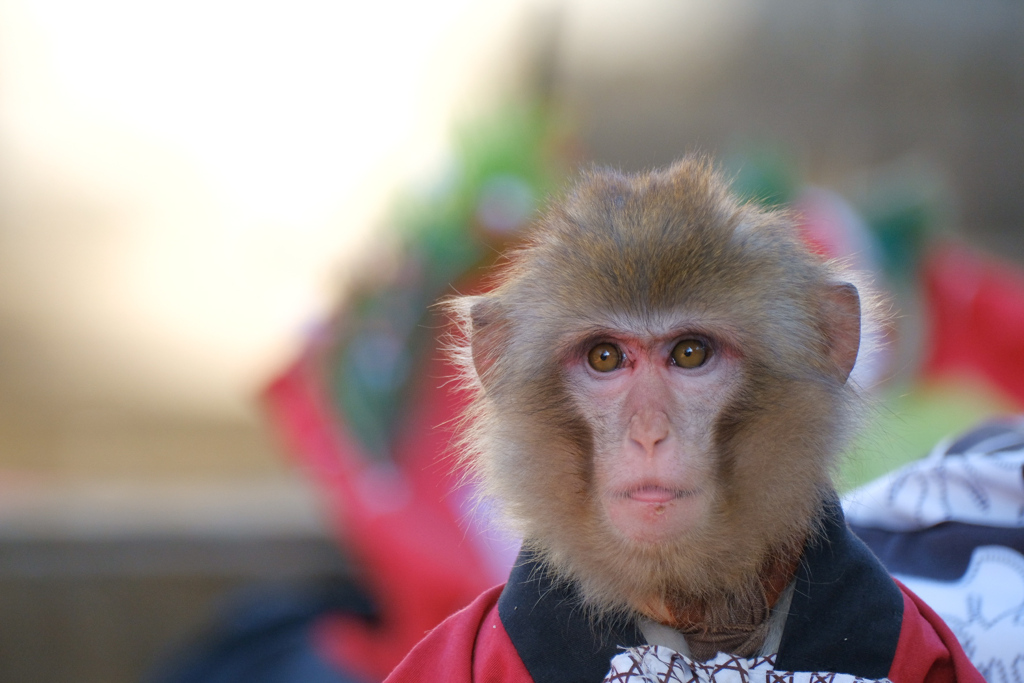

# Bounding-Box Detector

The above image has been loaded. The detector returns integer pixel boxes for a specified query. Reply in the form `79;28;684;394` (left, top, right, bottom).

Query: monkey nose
628;411;671;454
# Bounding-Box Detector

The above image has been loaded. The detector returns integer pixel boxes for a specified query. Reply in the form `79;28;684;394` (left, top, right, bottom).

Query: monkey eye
587;343;623;372
671;339;708;369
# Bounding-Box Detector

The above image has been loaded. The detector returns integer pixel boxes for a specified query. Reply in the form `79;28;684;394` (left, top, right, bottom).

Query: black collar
498;500;903;683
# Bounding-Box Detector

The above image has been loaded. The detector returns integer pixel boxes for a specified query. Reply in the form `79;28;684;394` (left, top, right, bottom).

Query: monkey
384;156;982;683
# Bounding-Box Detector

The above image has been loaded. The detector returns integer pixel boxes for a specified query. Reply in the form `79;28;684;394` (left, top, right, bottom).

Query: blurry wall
554;0;1024;261
0;0;531;482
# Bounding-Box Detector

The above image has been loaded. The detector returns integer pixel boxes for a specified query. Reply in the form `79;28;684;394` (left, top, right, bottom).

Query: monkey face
447;156;866;616
566;320;744;546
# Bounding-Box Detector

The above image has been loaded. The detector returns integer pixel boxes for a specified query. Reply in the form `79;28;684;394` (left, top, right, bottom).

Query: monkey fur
447;155;865;657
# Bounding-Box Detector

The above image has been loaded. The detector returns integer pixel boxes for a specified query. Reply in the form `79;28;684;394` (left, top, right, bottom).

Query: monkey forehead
514;215;824;330
523;163;824;305
576;309;744;342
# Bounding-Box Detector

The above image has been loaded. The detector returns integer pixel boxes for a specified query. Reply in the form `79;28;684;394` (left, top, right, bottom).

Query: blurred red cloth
921;243;1024;407
264;348;497;681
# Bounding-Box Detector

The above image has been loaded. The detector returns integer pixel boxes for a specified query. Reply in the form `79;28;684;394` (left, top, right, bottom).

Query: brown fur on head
446;156;864;625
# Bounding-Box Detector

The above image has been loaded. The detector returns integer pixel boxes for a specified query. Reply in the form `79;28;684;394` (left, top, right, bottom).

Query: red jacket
386;503;983;683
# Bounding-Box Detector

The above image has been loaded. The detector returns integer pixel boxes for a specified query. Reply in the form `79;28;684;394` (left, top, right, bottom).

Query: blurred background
0;0;1022;681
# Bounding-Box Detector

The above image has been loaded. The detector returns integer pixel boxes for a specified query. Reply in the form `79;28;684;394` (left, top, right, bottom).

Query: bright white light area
0;0;539;416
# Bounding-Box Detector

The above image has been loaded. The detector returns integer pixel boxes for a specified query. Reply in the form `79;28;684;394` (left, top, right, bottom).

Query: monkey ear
821;282;861;384
467;297;509;382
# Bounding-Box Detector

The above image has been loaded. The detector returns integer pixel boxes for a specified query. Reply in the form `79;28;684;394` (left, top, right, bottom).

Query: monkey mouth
605;482;706;541
622;484;699;504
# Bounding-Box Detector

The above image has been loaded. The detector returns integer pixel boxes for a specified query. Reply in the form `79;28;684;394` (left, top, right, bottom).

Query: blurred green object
861;193;939;284
726;147;799;208
839;378;1016;491
327;103;567;462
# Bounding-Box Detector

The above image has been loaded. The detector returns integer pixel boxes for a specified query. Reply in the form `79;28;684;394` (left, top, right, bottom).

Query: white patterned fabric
604;646;891;683
843;417;1024;683
897;546;1024;683
843;421;1024;532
